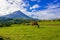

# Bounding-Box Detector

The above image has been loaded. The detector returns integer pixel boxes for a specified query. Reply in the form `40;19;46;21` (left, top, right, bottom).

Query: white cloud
0;0;10;10
53;0;58;3
0;4;19;16
21;3;30;7
47;3;60;9
31;0;41;2
30;4;40;9
0;0;22;16
36;8;60;20
31;0;37;1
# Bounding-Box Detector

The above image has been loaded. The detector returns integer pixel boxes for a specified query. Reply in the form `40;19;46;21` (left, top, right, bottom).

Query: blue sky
22;0;60;12
20;0;60;19
0;0;60;19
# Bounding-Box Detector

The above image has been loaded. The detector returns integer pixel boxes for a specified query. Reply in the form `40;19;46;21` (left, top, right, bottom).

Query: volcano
4;10;31;19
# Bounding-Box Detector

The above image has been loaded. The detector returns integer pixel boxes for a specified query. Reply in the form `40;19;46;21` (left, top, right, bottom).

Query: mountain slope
4;10;31;19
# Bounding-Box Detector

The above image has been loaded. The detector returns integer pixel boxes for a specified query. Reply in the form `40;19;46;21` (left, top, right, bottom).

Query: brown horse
32;21;39;28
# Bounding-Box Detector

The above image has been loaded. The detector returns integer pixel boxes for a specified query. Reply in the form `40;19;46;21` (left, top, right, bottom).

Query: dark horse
32;21;39;28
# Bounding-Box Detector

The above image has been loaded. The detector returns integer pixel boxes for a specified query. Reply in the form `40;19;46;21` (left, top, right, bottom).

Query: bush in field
4;22;12;27
0;23;4;27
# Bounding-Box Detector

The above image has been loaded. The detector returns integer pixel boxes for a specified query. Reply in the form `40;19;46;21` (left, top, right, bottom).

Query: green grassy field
0;21;60;40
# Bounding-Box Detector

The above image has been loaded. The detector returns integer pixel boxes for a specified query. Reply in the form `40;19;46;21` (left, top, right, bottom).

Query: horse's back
32;21;39;28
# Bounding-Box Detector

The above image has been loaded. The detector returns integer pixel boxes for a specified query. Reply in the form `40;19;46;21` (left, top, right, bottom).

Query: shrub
0;23;4;27
4;22;12;27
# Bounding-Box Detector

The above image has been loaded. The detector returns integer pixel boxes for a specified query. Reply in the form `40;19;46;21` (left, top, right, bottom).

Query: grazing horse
32;21;39;28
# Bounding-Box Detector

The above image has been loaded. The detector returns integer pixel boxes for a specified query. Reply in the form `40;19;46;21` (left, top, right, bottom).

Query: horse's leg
37;24;39;28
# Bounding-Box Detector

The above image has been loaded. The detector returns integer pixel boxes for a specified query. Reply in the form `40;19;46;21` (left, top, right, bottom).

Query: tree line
0;17;60;27
0;18;33;27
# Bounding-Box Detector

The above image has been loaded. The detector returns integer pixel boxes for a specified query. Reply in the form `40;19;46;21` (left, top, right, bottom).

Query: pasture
0;21;60;40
